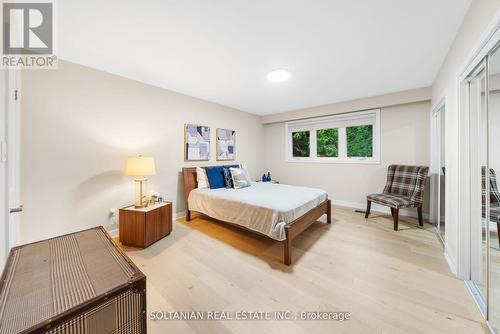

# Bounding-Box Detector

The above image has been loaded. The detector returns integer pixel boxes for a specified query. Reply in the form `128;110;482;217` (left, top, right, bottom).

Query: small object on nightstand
266;172;271;182
119;201;172;248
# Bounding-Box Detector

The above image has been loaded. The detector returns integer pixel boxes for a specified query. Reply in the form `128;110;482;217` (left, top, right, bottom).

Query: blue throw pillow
205;167;225;189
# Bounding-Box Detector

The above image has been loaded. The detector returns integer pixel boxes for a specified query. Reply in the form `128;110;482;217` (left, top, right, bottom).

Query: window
292;131;310;157
286;109;380;163
346;125;372;157
317;128;338;157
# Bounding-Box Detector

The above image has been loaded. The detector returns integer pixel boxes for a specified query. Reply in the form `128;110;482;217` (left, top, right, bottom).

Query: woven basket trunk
0;227;146;334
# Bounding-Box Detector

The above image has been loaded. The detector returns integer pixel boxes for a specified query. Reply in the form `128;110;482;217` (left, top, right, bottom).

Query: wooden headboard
182;167;197;219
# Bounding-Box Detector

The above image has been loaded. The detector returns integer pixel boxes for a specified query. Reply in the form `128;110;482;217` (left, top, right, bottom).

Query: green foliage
317;128;338;157
292;131;310;157
346;125;373;157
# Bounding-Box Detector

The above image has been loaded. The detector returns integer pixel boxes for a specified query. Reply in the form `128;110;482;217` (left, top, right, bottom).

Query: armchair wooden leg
186;210;191;222
365;200;371;218
393;209;399;231
417;206;424;227
390;208;394;217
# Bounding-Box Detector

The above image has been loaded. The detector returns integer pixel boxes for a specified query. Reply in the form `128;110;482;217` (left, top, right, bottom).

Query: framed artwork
184;124;210;161
216;128;235;161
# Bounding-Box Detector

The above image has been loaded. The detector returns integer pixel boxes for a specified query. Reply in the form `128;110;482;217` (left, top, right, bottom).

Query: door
7;70;21;249
488;44;500;331
468;61;488;310
431;104;446;243
461;35;500;333
439;107;446;242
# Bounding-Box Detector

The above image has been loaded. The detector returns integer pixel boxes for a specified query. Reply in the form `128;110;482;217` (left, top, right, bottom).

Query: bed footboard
283;199;331;265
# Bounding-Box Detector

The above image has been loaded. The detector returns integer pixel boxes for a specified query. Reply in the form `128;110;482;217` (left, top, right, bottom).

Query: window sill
286;158;380;165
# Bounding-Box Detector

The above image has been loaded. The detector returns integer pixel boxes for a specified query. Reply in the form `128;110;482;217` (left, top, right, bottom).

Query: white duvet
188;182;328;241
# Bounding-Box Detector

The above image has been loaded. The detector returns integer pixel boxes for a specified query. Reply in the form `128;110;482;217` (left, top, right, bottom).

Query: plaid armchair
365;165;429;231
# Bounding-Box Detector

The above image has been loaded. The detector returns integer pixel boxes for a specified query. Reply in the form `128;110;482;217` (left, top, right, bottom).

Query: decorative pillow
230;167;251;189
196;167;209;188
222;168;234;188
222;164;240;188
224;164;240;169
240;164;251;181
205;166;225;189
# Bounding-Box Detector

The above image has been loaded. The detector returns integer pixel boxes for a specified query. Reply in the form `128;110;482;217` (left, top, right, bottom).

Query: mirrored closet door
468;62;488;309
488;45;500;331
465;44;500;332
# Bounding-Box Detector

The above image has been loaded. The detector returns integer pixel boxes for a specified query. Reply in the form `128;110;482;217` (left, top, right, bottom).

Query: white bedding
188;182;328;241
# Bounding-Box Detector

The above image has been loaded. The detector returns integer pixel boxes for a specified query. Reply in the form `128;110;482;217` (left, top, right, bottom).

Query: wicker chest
0;227;146;334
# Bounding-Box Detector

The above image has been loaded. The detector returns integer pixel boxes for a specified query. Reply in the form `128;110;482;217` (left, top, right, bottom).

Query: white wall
431;0;500;273
264;101;430;213
0;70;7;268
20;60;265;244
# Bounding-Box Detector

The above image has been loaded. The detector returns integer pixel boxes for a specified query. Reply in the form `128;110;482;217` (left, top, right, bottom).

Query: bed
182;167;331;265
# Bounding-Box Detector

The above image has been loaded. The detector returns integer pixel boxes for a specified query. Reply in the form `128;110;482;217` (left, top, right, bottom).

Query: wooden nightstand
119;202;172;248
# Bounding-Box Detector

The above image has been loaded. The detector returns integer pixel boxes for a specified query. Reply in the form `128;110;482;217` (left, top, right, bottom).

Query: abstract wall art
216;128;235;161
184;124;210;161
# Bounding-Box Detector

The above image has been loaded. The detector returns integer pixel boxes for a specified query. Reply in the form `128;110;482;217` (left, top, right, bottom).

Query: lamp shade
125;156;156;176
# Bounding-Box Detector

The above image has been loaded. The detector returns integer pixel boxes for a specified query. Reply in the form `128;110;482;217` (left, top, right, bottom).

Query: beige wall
264;101;430;213
20;60;265;244
262;87;431;124
431;0;500;271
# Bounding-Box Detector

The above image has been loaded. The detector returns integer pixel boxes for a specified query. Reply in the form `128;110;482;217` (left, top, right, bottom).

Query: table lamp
125;156;156;208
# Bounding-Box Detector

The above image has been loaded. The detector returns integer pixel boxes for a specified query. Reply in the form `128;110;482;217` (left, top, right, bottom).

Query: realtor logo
1;0;57;68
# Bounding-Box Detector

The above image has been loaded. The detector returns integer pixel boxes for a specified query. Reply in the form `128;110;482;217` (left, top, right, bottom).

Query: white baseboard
175;210;186;220
444;247;457;275
332;199;429;220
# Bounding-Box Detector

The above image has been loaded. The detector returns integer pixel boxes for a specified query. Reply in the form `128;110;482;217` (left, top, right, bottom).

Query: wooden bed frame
182;167;331;265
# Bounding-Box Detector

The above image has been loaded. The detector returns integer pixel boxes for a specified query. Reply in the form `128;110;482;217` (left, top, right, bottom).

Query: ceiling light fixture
266;69;291;83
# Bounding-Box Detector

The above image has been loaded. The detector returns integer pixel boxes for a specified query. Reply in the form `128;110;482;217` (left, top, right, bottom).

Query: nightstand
119;202;172;248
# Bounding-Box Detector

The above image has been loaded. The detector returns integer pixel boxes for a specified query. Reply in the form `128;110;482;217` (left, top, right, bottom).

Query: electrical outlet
109;208;118;226
109;208;118;217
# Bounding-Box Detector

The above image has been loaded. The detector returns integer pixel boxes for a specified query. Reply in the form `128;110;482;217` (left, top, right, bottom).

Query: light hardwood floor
123;206;489;334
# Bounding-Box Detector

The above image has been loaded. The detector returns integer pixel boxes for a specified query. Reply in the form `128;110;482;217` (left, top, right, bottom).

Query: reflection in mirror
489;46;500;332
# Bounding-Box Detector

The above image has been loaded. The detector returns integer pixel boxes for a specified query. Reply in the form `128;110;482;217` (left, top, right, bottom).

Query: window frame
285;109;381;164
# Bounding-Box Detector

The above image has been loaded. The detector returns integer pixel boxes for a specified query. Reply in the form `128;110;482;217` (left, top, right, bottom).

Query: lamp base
134;178;148;208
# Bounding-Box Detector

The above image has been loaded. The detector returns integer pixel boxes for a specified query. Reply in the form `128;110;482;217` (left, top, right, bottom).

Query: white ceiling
59;0;471;115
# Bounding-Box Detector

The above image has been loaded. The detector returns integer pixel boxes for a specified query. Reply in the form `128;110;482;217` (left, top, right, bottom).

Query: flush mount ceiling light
266;69;291;83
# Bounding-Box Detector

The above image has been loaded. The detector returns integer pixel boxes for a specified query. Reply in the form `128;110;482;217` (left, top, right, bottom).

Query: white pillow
240;164;251;181
230;167;251;189
196;167;209;188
